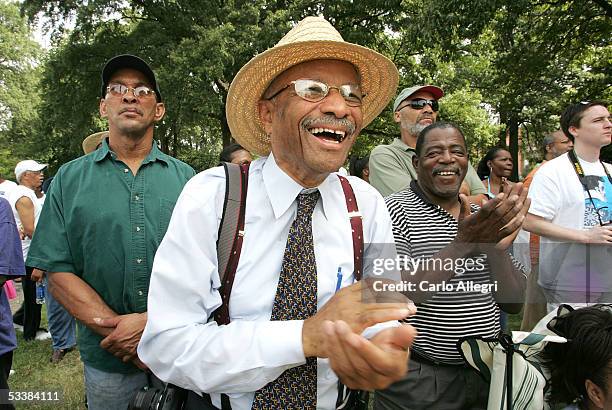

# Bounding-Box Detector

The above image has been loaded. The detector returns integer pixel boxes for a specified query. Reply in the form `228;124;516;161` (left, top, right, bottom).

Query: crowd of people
0;15;610;410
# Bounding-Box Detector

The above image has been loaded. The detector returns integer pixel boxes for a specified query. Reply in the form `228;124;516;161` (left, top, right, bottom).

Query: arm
401;184;529;304
524;213;612;244
486;249;526;313
15;196;35;238
49;272;146;366
47;271;118;337
138;175;412;394
369;146;414;197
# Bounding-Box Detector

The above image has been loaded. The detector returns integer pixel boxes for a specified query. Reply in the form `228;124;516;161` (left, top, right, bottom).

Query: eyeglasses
106;84;156;99
266;79;364;107
399;98;439;112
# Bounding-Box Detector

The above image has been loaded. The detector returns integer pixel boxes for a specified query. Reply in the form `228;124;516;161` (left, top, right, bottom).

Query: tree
406;0;611;179
0;0;42;179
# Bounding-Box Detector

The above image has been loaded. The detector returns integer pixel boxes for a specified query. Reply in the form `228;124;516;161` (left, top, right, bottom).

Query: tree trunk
507;115;519;182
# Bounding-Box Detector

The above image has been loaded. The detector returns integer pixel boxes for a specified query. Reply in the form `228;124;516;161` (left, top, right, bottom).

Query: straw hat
82;131;108;154
226;16;399;156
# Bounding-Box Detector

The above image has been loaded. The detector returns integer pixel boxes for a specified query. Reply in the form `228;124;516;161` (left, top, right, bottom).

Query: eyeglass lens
293;79;363;106
409;99;439;111
107;84;155;98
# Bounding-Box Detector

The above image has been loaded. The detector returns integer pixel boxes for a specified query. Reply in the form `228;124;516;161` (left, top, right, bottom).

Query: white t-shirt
528;153;612;292
8;185;44;259
0;180;17;199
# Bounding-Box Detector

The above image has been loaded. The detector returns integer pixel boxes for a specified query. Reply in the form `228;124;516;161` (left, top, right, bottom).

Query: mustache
301;115;356;136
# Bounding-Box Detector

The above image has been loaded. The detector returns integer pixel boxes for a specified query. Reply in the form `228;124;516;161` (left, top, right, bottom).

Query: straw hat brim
226;40;399;156
82;131;109;154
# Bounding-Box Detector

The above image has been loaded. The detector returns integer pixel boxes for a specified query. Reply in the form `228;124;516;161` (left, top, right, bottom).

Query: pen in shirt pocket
335;267;343;293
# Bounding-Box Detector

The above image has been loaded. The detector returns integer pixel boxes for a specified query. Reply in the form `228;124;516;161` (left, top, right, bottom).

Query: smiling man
139;16;417;410
26;54;195;409
376;122;528;410
369;85;486;203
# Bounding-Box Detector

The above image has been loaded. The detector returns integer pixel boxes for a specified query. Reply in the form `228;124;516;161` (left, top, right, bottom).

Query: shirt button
136;226;141;232
124;168;129;173
138;290;143;296
134;195;139;201
136;258;142;264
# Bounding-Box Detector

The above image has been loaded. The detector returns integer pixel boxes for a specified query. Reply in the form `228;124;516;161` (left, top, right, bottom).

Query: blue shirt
0;197;26;355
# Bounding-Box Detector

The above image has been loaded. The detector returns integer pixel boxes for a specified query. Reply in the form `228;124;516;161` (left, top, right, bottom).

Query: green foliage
439;89;500;162
0;0;42;179
9;0;611;175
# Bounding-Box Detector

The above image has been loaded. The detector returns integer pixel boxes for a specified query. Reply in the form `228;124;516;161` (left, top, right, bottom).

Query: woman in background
477;147;513;198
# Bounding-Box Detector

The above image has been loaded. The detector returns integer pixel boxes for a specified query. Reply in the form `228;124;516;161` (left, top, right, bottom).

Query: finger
333;321;389;390
100;335;116;351
356;306;413;330
458;194;471;222
352;325;415;375
325;321;365;389
499;197;531;236
477;195;503;218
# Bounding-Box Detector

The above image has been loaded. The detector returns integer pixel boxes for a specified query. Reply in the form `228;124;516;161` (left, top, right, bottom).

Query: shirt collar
93;137;168;165
262;152;332;220
391;138;415;152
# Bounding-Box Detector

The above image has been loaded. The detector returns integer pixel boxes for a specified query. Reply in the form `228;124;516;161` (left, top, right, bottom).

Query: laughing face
258;60;363;187
413;126;468;201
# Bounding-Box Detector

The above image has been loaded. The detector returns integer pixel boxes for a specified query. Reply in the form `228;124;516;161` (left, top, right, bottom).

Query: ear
99;98;108;118
258;100;274;137
585;379;605;409
363;167;370;178
154;102;166;122
412;155;419;170
487;160;492;169
568;125;579;139
393;110;402;123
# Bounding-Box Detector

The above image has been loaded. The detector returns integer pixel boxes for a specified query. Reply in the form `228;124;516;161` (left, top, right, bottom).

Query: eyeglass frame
105;84;157;99
397;98;440;112
265;79;365;107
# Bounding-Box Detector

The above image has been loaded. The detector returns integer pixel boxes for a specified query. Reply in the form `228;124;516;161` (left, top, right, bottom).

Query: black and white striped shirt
385;182;514;364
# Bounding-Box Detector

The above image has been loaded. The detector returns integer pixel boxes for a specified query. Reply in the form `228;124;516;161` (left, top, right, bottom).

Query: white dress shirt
138;153;397;409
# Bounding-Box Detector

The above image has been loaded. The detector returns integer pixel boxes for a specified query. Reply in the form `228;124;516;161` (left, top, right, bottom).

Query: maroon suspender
337;175;364;280
214;173;364;324
214;163;249;326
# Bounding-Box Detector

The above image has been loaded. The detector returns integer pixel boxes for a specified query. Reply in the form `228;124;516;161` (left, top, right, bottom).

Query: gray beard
406;122;428;137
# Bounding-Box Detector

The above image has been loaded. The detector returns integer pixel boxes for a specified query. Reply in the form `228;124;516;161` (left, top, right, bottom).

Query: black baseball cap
100;54;162;102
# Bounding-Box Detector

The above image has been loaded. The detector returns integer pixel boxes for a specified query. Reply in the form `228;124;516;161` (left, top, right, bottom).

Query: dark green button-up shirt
27;139;195;373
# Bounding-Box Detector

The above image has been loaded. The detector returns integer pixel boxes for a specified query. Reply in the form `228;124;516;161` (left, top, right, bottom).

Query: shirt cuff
255;320;306;367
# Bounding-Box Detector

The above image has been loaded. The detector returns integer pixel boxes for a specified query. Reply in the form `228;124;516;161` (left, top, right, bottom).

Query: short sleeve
527;168;560;220
26;171;75;273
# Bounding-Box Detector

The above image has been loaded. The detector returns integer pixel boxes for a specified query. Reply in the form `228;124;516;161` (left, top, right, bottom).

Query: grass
9;306;85;410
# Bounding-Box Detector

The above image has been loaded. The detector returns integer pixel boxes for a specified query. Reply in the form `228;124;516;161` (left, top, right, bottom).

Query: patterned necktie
251;190;320;409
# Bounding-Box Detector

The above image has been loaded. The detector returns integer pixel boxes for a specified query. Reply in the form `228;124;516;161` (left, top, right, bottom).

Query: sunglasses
106;84;156;99
266;79;364;107
399;98;439;112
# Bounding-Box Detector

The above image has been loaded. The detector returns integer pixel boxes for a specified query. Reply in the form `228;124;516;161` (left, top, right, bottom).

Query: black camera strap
567;149;612;226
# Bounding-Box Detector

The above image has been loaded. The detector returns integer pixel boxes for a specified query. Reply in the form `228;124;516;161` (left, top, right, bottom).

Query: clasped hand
95;313;148;369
